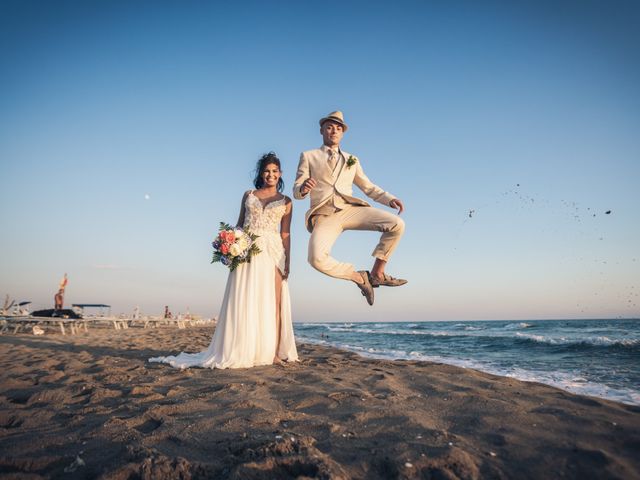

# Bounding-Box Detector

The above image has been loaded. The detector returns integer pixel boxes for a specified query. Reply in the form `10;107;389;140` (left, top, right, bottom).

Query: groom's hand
300;177;317;195
390;198;404;214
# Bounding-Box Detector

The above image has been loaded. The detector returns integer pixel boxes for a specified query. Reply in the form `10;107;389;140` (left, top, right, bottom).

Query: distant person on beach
163;306;172;319
150;152;298;369
293;110;406;306
2;295;15;315
54;289;64;310
54;273;68;310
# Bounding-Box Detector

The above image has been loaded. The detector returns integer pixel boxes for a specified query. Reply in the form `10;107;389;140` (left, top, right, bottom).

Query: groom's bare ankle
370;270;384;280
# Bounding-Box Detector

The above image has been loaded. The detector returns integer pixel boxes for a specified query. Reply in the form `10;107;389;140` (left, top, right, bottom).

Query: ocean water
294;319;640;406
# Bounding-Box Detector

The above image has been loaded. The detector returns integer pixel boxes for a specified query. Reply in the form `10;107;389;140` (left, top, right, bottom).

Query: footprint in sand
134;417;163;435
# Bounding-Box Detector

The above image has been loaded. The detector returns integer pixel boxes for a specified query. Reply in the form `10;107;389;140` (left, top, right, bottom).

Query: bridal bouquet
211;222;261;271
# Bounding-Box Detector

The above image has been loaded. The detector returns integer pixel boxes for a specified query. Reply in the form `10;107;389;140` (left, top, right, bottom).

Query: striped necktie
328;150;338;171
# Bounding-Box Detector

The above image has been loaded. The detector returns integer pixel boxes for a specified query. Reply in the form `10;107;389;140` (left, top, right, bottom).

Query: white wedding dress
150;191;298;369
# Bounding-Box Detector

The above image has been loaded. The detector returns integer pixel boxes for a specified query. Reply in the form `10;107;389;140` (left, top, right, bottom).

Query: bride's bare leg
273;267;284;364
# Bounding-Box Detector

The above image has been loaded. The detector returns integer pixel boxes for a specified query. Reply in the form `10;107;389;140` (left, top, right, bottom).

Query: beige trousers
308;205;405;281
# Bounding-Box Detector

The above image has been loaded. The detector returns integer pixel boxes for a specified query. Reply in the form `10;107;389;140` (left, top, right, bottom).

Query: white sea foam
504;322;533;329
300;322;347;328
296;334;640;406
325;326;467;337
305;323;639;346
449;323;485;331
502;368;640;406
326;326;375;333
515;332;639;347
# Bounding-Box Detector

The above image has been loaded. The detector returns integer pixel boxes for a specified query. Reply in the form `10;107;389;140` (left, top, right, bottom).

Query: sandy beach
1;325;639;479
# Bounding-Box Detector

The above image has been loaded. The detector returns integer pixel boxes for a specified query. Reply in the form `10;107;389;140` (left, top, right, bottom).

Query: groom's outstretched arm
293;152;310;200
353;159;397;207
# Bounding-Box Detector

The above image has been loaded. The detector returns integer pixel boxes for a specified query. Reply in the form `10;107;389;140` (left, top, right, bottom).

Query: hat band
323;116;344;124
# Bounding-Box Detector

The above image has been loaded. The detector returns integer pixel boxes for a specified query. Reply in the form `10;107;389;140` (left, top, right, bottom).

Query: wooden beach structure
1;312;216;336
1;315;89;335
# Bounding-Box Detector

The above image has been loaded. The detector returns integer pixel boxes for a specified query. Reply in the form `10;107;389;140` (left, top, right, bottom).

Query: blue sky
1;0;639;321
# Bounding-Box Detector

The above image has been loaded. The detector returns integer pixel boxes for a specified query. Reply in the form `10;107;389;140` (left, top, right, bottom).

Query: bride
150;152;298;368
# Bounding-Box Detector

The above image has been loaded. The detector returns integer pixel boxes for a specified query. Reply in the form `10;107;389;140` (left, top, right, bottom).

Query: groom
293;110;406;306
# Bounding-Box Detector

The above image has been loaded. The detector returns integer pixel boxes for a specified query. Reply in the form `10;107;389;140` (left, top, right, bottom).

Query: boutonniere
346;155;357;169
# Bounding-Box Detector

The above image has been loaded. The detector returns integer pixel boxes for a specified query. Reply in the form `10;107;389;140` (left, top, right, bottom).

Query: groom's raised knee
308;252;328;272
391;216;405;235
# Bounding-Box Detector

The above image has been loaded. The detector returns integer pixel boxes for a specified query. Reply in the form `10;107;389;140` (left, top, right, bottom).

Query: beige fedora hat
319;110;348;131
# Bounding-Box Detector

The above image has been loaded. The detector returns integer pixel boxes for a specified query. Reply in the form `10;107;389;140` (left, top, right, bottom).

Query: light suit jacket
293;147;397;232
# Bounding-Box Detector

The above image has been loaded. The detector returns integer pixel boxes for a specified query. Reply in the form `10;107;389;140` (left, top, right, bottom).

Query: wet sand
1;326;639;479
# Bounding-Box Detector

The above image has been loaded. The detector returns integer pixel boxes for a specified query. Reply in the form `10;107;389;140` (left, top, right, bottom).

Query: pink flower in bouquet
220;244;229;255
221;230;235;243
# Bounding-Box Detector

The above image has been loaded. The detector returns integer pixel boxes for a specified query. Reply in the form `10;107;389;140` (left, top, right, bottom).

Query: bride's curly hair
253;152;284;192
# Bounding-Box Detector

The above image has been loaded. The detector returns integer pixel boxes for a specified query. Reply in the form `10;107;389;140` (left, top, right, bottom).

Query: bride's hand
283;266;290;280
